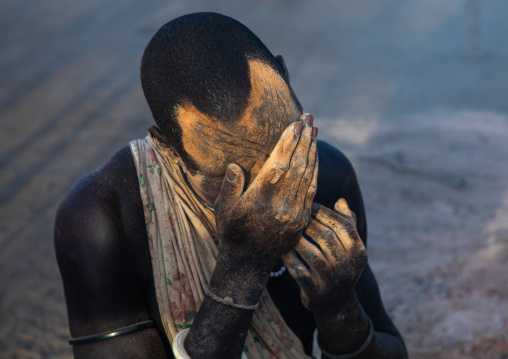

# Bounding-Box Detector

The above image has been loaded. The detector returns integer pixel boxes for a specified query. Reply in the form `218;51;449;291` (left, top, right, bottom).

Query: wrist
312;290;357;317
319;317;374;359
208;253;272;305
314;292;370;355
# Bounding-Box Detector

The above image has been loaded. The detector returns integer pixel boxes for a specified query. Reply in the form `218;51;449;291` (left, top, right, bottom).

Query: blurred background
1;0;507;358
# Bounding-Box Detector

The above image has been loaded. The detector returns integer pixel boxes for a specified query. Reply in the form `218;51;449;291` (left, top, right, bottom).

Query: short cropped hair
141;12;289;169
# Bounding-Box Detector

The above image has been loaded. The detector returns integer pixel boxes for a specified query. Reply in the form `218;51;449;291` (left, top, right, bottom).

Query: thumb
334;198;357;227
214;164;245;213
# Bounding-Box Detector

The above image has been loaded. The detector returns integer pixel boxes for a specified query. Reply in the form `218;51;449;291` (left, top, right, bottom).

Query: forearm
186;116;316;358
315;294;407;359
184;298;254;358
314;293;369;356
184;254;271;359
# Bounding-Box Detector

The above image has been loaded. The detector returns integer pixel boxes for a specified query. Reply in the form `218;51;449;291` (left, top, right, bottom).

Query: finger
304;218;345;261
296;127;318;194
334;198;357;227
294;234;330;273
283;115;314;192
214;164;245;213
300;143;319;214
283;246;319;311
282;249;314;287
311;205;362;252
253;120;303;185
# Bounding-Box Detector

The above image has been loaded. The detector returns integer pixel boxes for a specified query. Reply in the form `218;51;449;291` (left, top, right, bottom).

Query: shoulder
54;145;151;336
316;140;357;194
54;146;143;259
315;140;367;242
316;139;353;167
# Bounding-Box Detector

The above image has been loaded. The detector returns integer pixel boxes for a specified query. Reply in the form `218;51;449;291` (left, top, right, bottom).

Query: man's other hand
283;199;368;312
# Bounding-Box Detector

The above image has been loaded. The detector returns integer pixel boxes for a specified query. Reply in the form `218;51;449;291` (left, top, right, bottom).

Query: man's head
141;12;303;203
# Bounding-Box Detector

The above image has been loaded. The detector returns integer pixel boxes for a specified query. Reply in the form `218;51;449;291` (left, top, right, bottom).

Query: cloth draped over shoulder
129;135;310;359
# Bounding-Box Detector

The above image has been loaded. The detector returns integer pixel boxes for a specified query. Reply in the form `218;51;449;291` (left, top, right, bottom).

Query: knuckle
321;228;336;243
268;166;286;183
307;184;317;197
342;220;358;236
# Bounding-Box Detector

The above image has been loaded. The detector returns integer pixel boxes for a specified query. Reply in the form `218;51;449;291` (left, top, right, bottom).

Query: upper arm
315;141;406;343
55;178;145;332
54;155;168;358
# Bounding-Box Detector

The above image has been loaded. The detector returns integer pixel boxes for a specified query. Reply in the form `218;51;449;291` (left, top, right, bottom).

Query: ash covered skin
177;59;304;206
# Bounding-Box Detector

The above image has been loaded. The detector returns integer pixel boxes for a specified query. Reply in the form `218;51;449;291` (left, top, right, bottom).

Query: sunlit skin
54;34;407;359
177;59;303;205
153;59;402;358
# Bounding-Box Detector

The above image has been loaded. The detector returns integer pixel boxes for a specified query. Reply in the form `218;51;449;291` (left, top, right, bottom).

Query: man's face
177;59;302;205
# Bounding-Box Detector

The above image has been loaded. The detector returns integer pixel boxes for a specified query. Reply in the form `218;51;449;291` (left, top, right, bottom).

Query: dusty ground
1;0;507;358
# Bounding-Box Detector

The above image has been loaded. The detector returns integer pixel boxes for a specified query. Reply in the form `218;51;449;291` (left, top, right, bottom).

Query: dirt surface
1;1;507;358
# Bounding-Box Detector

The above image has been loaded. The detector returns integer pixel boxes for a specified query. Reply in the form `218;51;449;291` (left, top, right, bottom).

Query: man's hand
185;115;318;358
283;198;368;312
213;114;319;274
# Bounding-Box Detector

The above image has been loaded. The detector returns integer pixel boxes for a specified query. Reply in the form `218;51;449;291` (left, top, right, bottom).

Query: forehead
176;59;301;174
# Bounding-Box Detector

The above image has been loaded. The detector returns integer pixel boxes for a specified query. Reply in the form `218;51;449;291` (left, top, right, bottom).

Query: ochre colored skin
54;60;407;358
178;59;303;205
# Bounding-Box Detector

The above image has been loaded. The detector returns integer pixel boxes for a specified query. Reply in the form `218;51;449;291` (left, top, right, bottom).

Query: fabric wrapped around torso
129;135;310;359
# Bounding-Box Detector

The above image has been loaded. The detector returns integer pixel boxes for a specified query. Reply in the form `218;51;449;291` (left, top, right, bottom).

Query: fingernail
295;121;303;135
305;114;314;127
299;112;309;121
311;127;318;139
311;203;320;214
226;167;237;183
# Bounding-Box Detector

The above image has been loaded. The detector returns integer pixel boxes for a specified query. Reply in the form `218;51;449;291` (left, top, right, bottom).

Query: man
54;12;407;359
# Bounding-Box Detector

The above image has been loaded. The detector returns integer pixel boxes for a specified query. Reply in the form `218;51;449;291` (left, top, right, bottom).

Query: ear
275;54;290;84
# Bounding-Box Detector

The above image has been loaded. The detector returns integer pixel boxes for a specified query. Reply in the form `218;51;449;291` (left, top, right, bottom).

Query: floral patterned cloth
129;134;310;359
